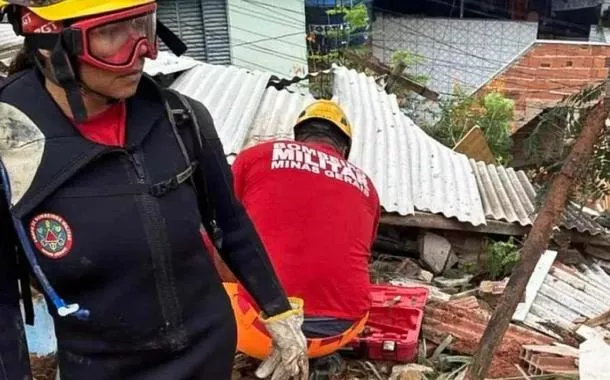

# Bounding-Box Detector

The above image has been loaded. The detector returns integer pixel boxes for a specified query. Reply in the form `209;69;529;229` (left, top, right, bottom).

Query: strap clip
149;162;198;197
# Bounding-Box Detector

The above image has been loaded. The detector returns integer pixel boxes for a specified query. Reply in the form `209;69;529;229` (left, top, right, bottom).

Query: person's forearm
214;205;291;316
187;99;291;317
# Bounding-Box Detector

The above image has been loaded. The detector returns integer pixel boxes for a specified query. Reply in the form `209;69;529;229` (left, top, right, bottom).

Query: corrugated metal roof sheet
170;62;271;155
470;159;608;235
243;87;315;151
518;259;610;340
144;51;201;76
332;65;486;226
165;61;606;233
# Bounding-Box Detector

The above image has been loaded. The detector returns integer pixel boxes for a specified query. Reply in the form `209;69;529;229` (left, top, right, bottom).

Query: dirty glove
255;298;308;380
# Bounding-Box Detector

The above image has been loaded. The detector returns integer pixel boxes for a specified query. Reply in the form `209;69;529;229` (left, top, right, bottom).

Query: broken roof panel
517;260;610;340
470;159;608;235
242;87;315;153
333;65;486;226
170;62;272;155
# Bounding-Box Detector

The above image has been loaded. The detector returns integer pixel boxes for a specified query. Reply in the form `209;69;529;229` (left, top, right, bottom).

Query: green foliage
422;85;514;164
390;50;429;86
326;4;369;31
526;84;610;205
485;238;520;280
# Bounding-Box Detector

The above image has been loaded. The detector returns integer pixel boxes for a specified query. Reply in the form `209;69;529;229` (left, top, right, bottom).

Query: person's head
293;100;352;159
2;0;159;120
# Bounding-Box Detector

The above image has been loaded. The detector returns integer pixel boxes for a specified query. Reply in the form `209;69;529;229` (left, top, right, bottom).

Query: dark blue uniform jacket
0;69;289;380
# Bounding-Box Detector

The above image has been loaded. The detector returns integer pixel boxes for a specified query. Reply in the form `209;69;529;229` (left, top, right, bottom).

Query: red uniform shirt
232;140;380;320
73;101;127;147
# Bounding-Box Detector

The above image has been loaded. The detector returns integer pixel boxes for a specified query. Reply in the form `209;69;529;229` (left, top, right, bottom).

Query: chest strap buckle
149;162;198;197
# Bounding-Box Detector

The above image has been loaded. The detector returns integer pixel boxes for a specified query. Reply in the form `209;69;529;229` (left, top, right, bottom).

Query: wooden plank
343;50;440;101
381;212;529;236
453;126;496;164
585;309;610;327
521;345;579;357
513;250;557;321
522;314;562;340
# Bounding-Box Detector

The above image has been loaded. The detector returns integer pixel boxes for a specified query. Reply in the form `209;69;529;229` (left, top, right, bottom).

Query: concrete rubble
419;232;455;275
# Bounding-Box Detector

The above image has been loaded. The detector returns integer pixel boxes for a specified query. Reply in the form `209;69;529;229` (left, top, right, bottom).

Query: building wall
476;41;610;131
227;0;308;77
156;0;231;64
372;13;538;96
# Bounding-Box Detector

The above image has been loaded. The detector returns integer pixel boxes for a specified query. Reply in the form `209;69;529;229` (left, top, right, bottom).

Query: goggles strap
157;20;187;56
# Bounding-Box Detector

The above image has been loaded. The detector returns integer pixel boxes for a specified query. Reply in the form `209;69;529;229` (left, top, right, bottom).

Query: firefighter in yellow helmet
0;1;308;379
294;99;352;158
228;100;380;375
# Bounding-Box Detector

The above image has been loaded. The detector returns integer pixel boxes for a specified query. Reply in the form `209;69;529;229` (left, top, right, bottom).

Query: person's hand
255;298;308;380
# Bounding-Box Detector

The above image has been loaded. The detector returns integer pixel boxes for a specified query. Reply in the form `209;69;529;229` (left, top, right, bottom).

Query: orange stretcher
223;282;368;359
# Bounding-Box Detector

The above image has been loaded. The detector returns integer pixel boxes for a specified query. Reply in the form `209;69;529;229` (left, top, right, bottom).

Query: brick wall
476;42;610;132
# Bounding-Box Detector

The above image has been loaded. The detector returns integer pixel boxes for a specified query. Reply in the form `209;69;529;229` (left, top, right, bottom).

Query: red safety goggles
22;3;158;72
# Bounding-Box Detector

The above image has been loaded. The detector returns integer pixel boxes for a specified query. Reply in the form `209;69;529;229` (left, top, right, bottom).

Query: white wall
372;13;538;95
227;0;308;78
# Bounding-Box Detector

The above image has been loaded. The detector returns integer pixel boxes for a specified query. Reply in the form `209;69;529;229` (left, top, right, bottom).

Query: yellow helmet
294;99;352;141
0;0;154;21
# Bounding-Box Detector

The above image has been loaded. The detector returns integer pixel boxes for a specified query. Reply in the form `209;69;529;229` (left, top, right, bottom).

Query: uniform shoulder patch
30;213;73;259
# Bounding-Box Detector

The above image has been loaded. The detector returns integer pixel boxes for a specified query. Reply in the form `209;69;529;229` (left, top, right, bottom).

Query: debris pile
363;233;610;379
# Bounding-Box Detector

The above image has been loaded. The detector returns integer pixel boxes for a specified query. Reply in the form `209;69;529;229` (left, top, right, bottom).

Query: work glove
255;298;309;380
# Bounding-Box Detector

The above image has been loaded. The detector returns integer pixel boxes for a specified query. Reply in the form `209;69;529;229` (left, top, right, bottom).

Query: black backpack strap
162;89;224;250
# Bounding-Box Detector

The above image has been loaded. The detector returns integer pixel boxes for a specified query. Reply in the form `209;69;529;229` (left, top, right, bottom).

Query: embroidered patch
30;213;73;259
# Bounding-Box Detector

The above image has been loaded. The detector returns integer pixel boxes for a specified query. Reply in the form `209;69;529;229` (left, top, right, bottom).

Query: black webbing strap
163;89;224;250
156;20;188;56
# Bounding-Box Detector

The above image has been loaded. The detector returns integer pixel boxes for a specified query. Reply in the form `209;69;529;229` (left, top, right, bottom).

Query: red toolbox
341;284;429;362
370;284;429;310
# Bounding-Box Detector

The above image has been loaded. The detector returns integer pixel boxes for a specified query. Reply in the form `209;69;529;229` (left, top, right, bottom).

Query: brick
590;45;610;56
535;43;590;57
591;67;609;79
533;43;562;56
523;92;565;102
503;68;539;79
593;57;608;68
534;68;590;80
502;77;535;90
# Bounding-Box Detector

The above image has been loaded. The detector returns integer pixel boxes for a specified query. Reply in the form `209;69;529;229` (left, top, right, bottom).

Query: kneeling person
231;100;380;341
